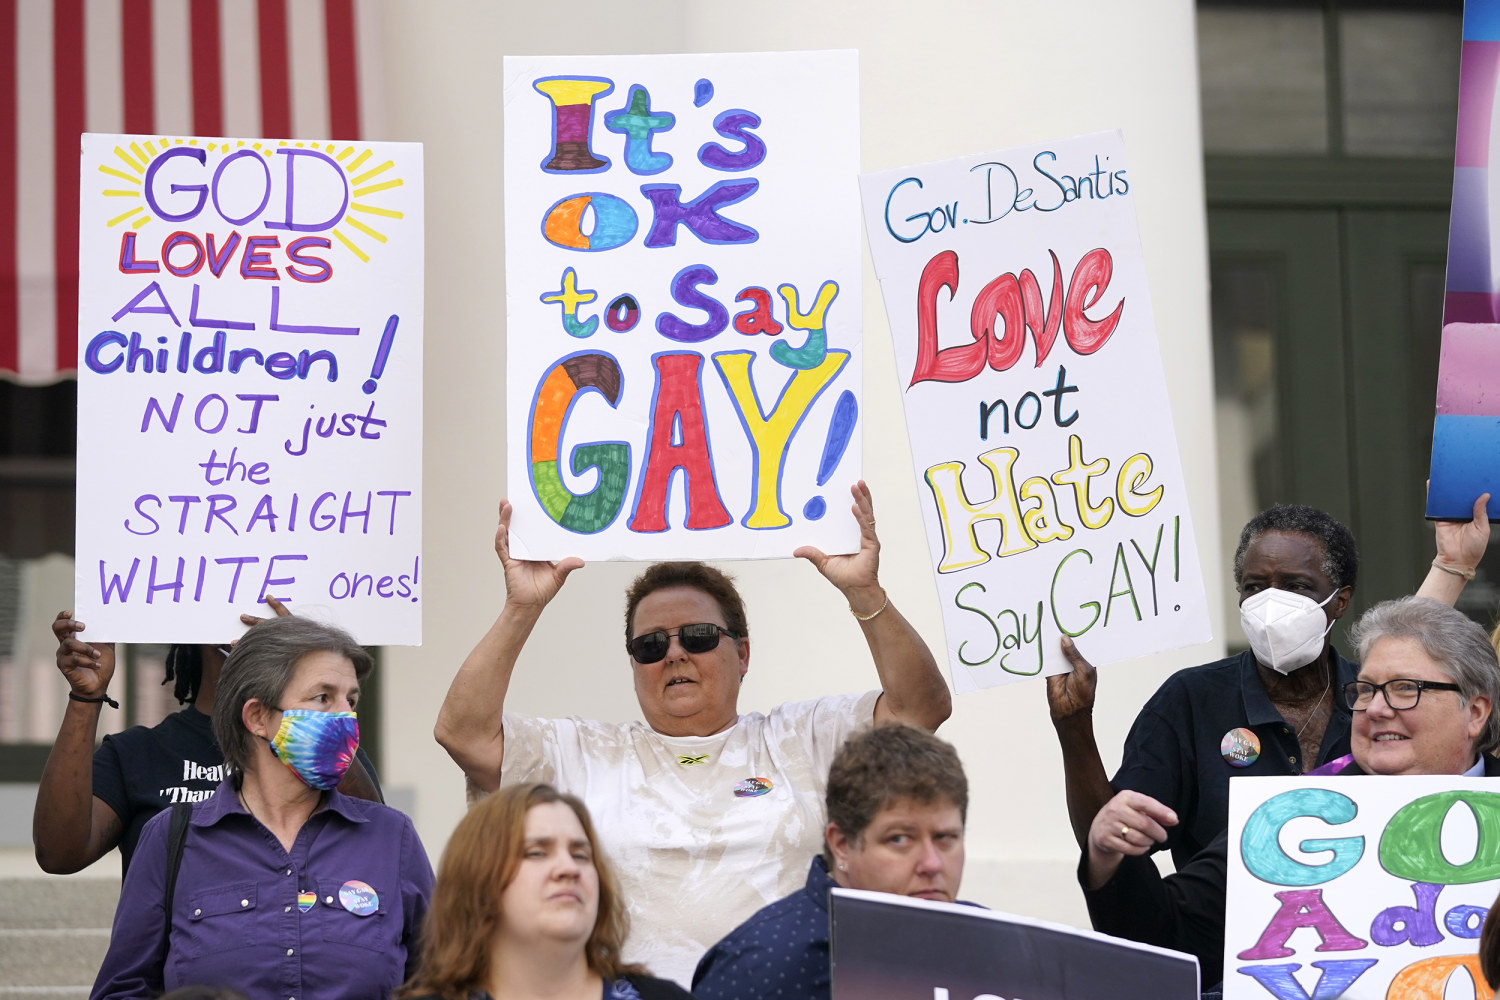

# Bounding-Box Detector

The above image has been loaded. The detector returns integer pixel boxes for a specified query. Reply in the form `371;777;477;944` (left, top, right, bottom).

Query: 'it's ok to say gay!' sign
503;51;863;562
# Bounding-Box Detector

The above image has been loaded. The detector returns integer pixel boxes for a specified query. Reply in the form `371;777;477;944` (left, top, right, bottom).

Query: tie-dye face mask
268;709;359;789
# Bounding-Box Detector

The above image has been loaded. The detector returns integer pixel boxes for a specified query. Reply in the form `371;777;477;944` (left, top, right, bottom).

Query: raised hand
495;499;584;612
51;612;115;701
1047;635;1099;722
794;481;882;606
1435;492;1491;575
240;593;293;630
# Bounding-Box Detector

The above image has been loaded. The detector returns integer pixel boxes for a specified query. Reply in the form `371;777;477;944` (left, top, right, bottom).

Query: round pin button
339;879;379;917
733;777;772;798
1221;728;1261;767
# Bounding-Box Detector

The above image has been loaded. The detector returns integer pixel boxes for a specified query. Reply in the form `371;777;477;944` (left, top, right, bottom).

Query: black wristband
68;691;120;709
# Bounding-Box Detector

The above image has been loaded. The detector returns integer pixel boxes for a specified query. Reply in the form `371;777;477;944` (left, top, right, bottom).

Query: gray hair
1233;504;1359;592
1350;597;1500;756
212;616;373;775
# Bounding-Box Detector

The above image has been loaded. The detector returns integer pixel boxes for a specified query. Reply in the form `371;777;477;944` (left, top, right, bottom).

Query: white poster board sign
858;131;1209;691
503;52;862;561
76;133;424;644
1225;775;1499;1000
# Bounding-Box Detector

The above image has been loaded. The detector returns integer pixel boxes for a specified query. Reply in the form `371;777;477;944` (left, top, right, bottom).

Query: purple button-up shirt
91;777;433;1000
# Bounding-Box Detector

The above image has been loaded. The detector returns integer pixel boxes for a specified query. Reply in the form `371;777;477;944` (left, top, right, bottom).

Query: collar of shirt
803;855;840;913
193;776;371;829
1237;647;1357;728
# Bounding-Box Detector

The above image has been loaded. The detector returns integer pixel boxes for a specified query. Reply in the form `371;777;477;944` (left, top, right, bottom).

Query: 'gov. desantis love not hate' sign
860;132;1210;691
76;133;423;644
503;51;863;561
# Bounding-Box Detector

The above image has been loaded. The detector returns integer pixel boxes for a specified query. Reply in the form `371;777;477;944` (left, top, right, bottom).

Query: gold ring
1121;825;1131;839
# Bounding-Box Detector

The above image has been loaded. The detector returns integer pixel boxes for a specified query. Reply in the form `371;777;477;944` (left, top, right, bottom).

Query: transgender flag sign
1431;0;1500;518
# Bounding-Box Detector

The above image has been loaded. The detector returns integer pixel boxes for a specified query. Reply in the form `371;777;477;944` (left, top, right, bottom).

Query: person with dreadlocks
32;599;383;876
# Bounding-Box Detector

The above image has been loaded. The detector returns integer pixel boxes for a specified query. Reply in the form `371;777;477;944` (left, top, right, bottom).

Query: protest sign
1429;0;1500;520
858;132;1210;690
830;888;1199;1000
503;52;862;561
76;134;424;643
1225;775;1499;1000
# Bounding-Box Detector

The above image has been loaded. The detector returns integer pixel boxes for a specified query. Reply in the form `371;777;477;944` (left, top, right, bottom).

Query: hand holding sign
495;499;585;615
793;481;884;612
51;611;115;702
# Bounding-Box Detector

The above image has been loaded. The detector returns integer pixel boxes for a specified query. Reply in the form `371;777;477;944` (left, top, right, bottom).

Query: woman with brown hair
401;783;695;1000
90;615;429;1000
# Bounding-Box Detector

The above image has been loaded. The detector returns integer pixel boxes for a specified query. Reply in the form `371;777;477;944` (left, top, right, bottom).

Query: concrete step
0;879;119;929
0;929;109;988
0;878;119;995
0;989;91;1000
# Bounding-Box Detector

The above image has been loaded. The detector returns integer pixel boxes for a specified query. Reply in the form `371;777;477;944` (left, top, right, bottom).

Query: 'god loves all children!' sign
503;52;863;561
859;132;1210;689
1225;776;1500;1000
75;134;424;644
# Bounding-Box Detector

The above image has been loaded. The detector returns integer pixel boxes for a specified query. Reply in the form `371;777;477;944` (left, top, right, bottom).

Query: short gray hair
212;616;373;775
1233;504;1359;592
1350;597;1500;756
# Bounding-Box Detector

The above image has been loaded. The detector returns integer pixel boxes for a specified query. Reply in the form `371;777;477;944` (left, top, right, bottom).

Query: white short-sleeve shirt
498;691;879;985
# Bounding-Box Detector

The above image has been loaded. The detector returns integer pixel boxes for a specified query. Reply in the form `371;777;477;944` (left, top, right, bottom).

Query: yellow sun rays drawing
96;138;408;265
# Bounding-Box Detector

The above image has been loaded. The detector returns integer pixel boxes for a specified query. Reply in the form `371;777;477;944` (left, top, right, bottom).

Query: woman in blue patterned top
400;783;695;1000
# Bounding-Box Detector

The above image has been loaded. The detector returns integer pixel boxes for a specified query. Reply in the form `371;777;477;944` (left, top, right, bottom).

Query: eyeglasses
1342;678;1463;711
626;623;738;664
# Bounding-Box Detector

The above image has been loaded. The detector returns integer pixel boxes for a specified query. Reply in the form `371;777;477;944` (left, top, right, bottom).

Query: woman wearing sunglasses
436;482;950;985
1079;596;1500;988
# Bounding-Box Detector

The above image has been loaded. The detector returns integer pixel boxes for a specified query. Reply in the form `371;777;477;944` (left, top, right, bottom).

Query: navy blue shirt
1113;649;1358;868
694;856;838;1000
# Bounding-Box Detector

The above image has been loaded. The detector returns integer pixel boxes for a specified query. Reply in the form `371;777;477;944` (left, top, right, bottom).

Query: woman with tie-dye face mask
90;617;434;1000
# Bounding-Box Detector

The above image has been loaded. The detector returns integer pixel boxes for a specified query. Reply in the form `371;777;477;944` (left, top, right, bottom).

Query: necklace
1295;668;1333;741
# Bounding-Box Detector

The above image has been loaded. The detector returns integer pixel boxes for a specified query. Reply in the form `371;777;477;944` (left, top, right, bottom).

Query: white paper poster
75;133;424;644
859;131;1210;690
1225;775;1499;1000
503;52;862;561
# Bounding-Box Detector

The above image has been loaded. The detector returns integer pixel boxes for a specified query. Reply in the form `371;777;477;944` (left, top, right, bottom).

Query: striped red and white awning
0;0;382;384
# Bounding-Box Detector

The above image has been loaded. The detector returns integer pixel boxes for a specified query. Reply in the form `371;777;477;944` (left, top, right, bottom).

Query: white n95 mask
1239;588;1339;675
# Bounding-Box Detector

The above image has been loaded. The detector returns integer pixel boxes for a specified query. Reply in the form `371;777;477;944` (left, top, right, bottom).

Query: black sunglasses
626;623;738;664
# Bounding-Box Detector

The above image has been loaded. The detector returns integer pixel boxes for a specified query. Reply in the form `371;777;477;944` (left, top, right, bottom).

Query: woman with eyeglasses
436;483;950;985
1077;596;1500;988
